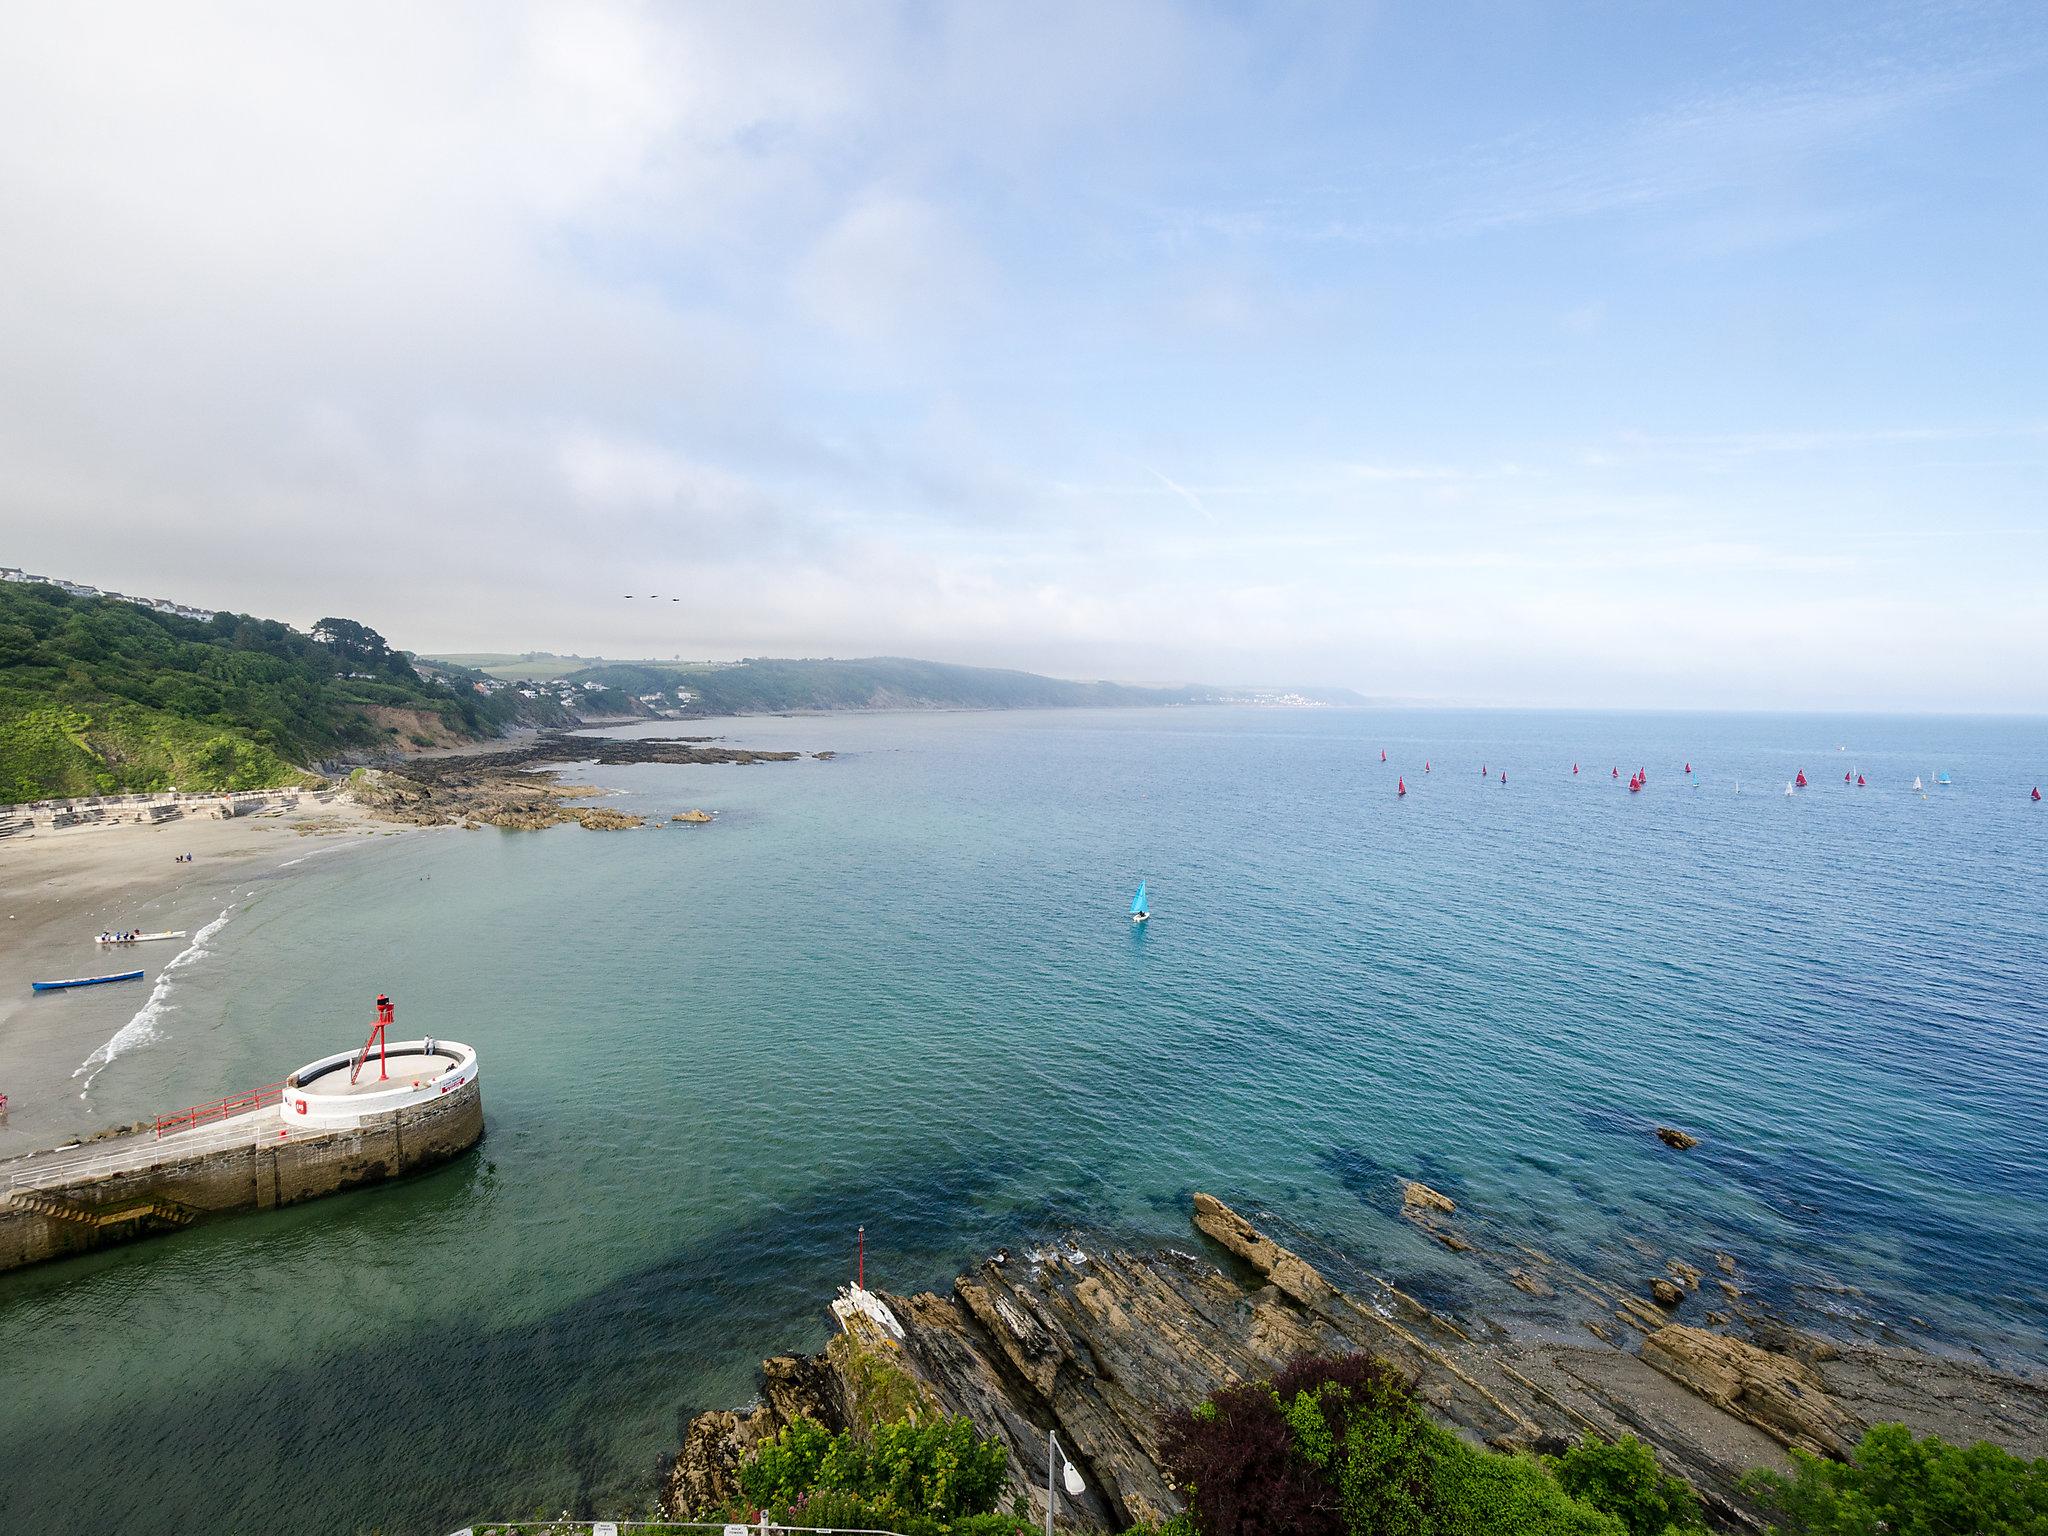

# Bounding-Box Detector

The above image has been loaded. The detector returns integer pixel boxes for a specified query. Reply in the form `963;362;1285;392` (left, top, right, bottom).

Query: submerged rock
1402;1180;1457;1213
1657;1126;1701;1150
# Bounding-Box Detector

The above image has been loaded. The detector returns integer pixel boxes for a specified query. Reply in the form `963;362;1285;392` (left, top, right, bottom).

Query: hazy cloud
0;0;2042;710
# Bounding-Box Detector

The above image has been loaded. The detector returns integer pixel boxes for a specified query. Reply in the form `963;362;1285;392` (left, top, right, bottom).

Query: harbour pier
0;998;482;1273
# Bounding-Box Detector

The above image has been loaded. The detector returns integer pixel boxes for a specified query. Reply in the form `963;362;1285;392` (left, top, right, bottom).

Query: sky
1;2;2043;710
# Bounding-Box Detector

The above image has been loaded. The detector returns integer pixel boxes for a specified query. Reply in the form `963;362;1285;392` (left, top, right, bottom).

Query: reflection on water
3;706;2044;1532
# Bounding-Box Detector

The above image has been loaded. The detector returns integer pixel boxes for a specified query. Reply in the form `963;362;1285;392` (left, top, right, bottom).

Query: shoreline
0;799;396;1154
665;1193;2048;1532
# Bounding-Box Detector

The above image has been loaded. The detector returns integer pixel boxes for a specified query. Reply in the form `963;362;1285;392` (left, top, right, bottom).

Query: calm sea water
2;707;2043;1532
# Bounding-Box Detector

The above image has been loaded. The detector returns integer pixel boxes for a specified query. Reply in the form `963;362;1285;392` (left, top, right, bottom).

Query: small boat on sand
33;970;145;992
95;930;186;945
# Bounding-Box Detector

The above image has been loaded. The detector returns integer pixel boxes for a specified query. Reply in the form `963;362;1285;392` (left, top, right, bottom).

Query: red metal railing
154;1082;285;1139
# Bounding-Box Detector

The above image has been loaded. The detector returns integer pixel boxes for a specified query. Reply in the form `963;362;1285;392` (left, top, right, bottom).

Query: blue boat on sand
32;970;144;993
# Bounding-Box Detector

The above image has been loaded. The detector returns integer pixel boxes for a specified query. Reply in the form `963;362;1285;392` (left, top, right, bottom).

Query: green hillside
0;583;524;804
425;652;1367;715
578;656;1216;713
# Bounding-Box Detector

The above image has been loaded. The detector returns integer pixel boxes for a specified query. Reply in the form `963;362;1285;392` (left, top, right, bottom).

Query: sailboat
1785;781;1795;796
1795;770;1808;788
1397;776;1407;797
1130;882;1149;925
1936;772;1952;786
1912;776;1923;791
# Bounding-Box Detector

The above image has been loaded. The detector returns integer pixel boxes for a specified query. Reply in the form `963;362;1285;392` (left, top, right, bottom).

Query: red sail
1398;777;1407;796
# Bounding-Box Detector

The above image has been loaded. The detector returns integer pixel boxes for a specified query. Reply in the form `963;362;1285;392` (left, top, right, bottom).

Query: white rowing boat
95;930;186;945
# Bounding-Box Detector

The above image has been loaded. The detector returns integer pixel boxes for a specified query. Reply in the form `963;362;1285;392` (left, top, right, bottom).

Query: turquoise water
2;707;2044;1532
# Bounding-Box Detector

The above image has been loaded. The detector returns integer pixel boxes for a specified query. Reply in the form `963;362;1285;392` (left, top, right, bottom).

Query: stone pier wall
0;1081;483;1272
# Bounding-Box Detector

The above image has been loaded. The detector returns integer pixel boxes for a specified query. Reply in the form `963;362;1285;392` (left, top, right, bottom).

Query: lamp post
1046;1429;1085;1536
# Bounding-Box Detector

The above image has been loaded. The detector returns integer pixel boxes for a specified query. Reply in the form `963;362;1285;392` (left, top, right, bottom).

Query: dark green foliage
1551;1436;1705;1536
0;581;529;800
1161;1353;1631;1536
1741;1422;2048;1536
1431;1436;1624;1536
738;1414;1017;1534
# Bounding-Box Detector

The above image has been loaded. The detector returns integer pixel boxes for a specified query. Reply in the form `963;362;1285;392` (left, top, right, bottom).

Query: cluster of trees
1153;1353;1697;1536
1742;1421;2047;1535
0;582;526;800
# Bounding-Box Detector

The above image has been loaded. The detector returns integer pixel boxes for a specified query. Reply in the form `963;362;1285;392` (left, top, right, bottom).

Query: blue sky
1;2;2042;708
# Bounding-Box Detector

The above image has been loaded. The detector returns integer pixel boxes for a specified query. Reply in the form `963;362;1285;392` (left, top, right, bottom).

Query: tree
1551;1436;1704;1536
312;616;413;676
1742;1423;2048;1536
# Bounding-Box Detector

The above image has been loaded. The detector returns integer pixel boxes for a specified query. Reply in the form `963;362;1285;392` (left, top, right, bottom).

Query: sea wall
0;1079;482;1272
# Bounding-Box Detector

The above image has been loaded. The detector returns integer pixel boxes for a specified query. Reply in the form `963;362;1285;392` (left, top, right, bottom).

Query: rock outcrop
347;735;806;831
1657;1126;1701;1150
665;1194;2048;1533
1641;1326;1860;1460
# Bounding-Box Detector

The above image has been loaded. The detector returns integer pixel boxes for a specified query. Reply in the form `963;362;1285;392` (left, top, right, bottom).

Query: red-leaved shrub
1159;1354;1436;1536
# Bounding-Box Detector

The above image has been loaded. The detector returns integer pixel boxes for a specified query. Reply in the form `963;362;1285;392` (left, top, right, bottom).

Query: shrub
1741;1422;2048;1536
1160;1353;1634;1536
1552;1436;1704;1536
1433;1434;1624;1536
740;1413;1013;1531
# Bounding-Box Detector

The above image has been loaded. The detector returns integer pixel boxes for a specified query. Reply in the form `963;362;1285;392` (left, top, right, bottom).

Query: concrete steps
11;1190;199;1230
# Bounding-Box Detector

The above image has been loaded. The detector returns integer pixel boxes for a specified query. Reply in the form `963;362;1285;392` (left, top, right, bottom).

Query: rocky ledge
347;734;815;830
663;1193;2048;1533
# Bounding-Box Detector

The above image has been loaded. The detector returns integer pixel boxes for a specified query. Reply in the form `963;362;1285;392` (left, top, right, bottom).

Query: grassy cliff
0;583;519;804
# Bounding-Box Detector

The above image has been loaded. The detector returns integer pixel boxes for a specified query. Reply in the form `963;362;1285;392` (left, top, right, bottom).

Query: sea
1;706;2043;1533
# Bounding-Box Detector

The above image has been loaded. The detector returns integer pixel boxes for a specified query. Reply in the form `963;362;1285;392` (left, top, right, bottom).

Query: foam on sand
74;904;235;1093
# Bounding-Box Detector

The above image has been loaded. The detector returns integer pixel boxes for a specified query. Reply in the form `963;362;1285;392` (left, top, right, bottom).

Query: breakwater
0;1041;483;1272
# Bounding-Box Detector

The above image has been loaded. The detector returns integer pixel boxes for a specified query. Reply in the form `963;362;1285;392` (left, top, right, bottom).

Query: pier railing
154;1082;284;1139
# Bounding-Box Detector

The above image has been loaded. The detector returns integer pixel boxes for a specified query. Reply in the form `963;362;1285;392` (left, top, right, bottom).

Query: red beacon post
350;994;395;1085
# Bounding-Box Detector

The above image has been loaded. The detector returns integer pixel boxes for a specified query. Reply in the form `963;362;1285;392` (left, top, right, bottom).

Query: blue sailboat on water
1130;881;1149;925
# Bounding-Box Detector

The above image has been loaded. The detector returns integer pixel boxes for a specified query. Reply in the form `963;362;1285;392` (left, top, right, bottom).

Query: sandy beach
0;800;394;1156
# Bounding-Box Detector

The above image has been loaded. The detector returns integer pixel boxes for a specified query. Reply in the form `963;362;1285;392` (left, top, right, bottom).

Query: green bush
739;1413;1015;1533
1432;1434;1624;1536
1552;1436;1705;1536
1741;1422;2048;1536
1160;1353;1637;1536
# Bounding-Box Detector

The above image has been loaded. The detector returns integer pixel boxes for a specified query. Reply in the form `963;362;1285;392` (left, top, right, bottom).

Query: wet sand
0;802;391;1154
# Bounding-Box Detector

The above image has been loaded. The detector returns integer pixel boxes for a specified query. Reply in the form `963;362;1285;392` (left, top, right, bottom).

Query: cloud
0;1;2039;711
794;194;990;348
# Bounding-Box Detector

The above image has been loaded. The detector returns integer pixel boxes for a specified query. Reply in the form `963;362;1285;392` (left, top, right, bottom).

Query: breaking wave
75;904;235;1093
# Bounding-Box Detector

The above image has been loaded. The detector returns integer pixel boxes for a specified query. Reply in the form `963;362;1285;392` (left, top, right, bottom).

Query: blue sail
1130;881;1148;915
